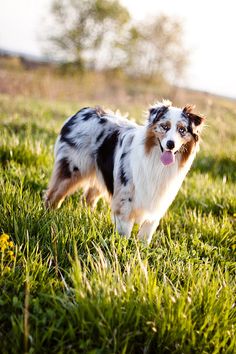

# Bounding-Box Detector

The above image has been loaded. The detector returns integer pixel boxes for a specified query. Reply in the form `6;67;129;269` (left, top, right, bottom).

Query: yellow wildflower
8;241;14;248
0;233;16;272
0;234;9;242
0;244;7;252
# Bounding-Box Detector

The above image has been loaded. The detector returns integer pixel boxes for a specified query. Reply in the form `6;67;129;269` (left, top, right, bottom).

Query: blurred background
0;0;236;107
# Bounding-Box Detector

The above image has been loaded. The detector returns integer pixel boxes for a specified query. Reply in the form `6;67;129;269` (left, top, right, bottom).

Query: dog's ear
189;113;205;129
148;105;169;125
183;104;205;134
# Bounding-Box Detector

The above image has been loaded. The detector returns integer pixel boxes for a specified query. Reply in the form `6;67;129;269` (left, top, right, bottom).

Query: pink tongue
161;151;175;166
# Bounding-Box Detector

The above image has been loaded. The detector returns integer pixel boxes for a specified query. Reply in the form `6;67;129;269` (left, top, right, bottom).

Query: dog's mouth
158;139;177;166
160;150;175;165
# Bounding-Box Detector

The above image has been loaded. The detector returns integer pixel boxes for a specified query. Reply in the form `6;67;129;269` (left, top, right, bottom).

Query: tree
124;15;188;82
49;0;130;70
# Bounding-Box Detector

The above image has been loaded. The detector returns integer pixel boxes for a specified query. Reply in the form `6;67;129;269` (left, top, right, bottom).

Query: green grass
0;94;235;354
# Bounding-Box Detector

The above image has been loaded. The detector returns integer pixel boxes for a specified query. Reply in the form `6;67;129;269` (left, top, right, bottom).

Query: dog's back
45;106;137;208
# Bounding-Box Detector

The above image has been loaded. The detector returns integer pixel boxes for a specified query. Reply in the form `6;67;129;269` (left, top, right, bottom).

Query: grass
0;93;235;354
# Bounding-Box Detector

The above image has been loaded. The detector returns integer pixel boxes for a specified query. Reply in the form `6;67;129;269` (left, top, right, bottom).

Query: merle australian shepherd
45;100;204;244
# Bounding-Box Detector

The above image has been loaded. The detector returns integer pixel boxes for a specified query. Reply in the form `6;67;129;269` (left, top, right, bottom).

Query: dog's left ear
189;113;205;134
183;105;205;134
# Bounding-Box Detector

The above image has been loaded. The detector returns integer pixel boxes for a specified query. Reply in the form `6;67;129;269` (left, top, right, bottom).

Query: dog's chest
132;155;188;220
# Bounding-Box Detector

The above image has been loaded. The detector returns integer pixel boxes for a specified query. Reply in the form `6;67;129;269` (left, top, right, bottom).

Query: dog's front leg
137;220;159;245
113;214;134;239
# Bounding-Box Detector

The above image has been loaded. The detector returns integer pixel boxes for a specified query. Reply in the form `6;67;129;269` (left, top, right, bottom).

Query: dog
45;100;204;244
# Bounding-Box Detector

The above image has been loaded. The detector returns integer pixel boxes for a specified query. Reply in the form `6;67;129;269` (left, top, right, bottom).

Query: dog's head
146;100;205;166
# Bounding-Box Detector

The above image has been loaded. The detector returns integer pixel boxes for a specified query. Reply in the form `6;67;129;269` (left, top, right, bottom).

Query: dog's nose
166;140;175;150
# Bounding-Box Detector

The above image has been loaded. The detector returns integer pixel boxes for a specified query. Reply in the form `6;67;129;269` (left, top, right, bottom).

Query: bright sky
0;0;235;98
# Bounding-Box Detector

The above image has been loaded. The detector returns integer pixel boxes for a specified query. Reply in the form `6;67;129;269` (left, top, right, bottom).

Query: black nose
166;140;175;150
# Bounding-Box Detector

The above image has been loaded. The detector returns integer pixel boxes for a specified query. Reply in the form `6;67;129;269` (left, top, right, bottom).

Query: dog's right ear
148;105;169;125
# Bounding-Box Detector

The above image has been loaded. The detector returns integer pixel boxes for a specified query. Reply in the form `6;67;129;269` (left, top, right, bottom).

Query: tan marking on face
145;127;158;154
183;132;193;142
145;119;172;154
179;138;196;167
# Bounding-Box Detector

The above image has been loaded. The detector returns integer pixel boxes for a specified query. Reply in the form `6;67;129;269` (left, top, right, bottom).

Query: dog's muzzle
158;138;180;155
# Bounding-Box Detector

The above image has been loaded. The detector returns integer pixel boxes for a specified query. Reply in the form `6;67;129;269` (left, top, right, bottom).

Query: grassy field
0;93;235;354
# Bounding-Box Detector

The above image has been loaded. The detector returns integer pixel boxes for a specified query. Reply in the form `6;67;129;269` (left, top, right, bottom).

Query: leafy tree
124;15;188;81
49;0;130;70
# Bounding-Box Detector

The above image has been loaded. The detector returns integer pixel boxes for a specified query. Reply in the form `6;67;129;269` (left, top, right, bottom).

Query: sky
0;0;235;98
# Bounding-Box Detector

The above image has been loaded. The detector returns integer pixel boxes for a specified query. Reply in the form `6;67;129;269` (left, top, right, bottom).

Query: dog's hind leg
45;158;84;209
83;186;101;209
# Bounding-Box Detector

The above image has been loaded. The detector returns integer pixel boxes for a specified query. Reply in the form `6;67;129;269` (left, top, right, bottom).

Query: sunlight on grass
0;94;235;353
